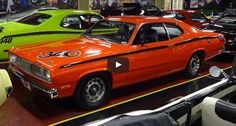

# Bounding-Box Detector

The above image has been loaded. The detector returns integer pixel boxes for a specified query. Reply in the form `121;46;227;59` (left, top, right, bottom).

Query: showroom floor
0;54;233;126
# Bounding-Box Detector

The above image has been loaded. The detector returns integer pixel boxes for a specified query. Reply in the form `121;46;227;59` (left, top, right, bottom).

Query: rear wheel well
185;50;205;77
194;50;205;60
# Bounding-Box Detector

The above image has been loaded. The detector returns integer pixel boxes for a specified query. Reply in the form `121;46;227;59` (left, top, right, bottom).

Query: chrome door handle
168;44;175;48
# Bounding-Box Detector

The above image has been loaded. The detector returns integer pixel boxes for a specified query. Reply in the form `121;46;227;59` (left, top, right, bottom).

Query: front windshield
83;20;136;45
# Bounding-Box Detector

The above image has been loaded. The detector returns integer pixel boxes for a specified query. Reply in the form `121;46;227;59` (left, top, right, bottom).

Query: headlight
9;54;18;63
31;65;51;82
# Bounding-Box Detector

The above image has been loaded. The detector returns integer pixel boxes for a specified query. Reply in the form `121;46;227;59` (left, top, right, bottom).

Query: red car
163;10;210;29
9;16;224;109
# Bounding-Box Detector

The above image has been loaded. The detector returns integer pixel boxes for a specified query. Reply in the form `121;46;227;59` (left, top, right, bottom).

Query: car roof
37;9;99;16
106;16;181;24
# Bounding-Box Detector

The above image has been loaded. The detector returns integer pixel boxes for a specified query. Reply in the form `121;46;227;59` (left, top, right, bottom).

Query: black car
203;9;236;53
100;3;161;17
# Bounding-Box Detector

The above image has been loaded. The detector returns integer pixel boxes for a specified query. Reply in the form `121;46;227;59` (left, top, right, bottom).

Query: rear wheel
185;53;203;77
73;73;111;109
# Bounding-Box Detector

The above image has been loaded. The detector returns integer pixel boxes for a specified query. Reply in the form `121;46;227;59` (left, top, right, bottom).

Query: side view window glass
133;23;169;45
151;23;169;41
61;15;81;29
79;15;102;29
165;23;183;39
61;15;102;30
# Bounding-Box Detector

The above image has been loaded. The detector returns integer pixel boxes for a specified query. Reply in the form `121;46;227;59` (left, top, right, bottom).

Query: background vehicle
9;16;224;109
162;10;210;29
100;3;161;17
84;56;236;126
0;9;103;61
203;9;236;53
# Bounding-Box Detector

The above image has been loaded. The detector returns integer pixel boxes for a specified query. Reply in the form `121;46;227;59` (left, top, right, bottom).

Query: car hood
10;36;128;69
0;21;35;34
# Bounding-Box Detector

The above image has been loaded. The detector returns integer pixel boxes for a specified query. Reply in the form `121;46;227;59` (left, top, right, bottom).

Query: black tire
73;73;111;110
185;53;203;77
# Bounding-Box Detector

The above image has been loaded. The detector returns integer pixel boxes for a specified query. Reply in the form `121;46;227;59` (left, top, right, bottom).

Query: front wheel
185;53;203;77
73;73;111;109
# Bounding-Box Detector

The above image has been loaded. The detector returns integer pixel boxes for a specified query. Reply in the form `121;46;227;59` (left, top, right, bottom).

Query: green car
0;9;103;61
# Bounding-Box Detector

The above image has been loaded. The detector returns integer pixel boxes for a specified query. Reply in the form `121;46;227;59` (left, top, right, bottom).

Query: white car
0;69;12;106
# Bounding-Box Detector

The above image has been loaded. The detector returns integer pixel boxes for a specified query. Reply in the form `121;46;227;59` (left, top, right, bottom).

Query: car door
125;23;178;84
163;23;186;69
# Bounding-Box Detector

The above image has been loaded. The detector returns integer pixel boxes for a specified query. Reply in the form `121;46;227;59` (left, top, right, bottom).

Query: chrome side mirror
209;66;228;78
209;66;221;77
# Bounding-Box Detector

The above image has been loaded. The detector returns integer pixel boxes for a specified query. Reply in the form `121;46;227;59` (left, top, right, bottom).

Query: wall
79;0;89;10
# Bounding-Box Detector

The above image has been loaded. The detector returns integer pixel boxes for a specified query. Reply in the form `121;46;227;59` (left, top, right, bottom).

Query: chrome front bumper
9;65;58;99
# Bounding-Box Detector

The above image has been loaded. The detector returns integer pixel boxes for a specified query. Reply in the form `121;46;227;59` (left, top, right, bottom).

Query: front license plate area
21;78;31;91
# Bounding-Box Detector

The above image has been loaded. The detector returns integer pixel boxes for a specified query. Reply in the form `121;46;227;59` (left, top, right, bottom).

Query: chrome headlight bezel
31;64;51;82
9;54;51;83
9;53;18;63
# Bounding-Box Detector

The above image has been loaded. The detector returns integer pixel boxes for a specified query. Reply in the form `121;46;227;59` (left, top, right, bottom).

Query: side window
79;15;102;29
152;23;169;41
61;15;82;29
164;23;183;39
133;23;169;45
80;15;101;23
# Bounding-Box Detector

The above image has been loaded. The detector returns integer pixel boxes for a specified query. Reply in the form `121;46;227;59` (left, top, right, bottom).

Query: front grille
13;57;50;82
14;57;32;74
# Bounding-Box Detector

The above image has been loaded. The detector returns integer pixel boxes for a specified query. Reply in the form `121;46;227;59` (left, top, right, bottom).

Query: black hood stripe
59;36;219;69
3;31;84;38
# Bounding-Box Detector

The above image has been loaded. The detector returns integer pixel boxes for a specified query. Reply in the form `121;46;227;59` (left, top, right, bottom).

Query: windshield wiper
83;34;92;39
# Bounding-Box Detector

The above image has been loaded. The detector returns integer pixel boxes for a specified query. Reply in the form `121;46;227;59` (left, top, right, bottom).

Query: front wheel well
73;70;112;109
76;70;112;90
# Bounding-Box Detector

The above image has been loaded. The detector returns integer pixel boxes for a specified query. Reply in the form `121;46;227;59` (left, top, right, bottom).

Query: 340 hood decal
37;50;81;58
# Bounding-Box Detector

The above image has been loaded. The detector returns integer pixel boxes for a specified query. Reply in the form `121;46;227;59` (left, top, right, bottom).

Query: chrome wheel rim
190;55;200;73
85;78;105;103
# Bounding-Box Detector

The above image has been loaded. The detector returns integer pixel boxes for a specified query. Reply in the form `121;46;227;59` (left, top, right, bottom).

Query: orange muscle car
9;16;225;109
